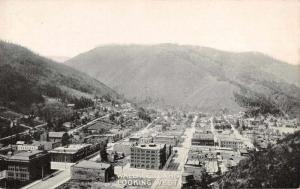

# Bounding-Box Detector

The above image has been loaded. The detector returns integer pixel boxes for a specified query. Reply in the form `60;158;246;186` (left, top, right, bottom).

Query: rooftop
50;144;91;154
134;143;165;150
192;133;214;140
73;160;111;170
218;135;243;142
8;150;45;161
16;141;25;145
32;140;59;145
48;132;66;138
155;135;176;139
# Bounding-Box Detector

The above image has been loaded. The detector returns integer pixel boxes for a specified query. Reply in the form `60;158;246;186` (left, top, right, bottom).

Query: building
191;133;215;146
153;135;178;146
67;104;75;108
184;164;206;181
0;156;7;179
71;160;114;182
182;172;195;188
32;141;61;151
16;143;43;151
139;136;153;144
113;141;133;156
50;144;99;163
84;135;108;144
5;150;50;181
48;132;67;143
95;134;120;143
130;143;167;170
188;150;217;162
110;128;131;139
129;136;141;143
217;135;244;149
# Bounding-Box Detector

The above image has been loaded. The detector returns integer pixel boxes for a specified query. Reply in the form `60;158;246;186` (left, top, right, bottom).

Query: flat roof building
217;135;244;149
4;150;50;182
130;143;167;170
49;144;99;163
71;160;114;182
48;132;67;143
191;133;215;146
153;135;178;146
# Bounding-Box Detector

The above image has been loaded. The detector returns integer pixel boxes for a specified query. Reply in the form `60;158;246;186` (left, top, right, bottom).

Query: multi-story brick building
4;150;50;181
130;143;167;170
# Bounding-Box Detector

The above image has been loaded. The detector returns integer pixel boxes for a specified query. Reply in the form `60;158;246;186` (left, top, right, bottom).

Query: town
0;97;299;189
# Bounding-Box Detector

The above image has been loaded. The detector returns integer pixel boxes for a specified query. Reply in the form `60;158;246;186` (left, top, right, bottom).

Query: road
22;170;71;189
114;115;198;189
135;117;160;136
170;115;197;189
224;116;254;149
67;114;109;135
0;129;30;142
0;122;47;142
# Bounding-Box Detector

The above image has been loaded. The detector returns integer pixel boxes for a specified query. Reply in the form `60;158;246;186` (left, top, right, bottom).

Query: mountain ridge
66;44;300;117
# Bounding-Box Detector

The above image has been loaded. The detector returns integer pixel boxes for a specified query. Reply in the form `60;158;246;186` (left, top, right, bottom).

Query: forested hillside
0;41;119;113
66;44;300;118
217;131;300;188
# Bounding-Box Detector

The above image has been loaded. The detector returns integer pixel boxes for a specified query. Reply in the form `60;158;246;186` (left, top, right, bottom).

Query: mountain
47;56;70;63
217;131;300;188
0;41;119;113
66;44;300;118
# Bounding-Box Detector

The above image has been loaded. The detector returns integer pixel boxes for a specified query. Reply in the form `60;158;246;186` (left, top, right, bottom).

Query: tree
61;133;70;146
109;114;115;122
195;169;212;189
137;108;151;122
32;131;41;141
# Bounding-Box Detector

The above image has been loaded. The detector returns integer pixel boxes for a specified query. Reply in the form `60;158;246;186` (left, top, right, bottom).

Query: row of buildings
0;140;107;183
191;132;245;150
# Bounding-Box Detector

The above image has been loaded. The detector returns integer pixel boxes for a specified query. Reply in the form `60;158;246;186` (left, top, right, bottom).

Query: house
67;104;75;108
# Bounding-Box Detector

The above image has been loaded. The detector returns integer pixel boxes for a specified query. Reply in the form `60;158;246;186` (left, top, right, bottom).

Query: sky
0;0;299;64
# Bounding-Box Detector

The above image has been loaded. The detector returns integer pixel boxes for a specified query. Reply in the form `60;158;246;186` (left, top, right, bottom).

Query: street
113;115;198;189
22;170;70;189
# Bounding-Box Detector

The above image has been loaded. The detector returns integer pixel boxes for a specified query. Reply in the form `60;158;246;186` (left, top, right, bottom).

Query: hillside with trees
217;131;300;188
66;44;300;118
0;41;120;114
